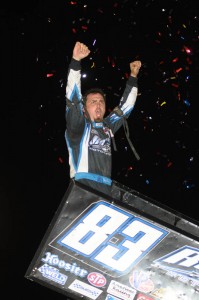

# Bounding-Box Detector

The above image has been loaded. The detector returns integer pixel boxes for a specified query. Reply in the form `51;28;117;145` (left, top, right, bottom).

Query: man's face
85;93;106;122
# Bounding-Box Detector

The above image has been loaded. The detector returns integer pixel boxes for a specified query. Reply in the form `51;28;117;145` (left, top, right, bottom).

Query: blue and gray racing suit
65;58;138;194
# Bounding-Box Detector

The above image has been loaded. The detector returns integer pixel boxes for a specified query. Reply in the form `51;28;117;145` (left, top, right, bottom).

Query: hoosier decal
41;252;88;277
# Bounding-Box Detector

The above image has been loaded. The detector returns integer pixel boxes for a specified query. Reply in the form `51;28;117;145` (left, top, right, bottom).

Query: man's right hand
72;41;90;61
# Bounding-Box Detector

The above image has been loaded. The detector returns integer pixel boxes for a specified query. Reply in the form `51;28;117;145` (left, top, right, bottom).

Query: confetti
8;0;198;220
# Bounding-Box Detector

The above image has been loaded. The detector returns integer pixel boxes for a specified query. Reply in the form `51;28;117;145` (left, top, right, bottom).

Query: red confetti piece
171;83;179;88
81;25;88;30
175;67;183;73
47;73;54;78
177;91;181;101
184;46;191;54
172;57;178;63
167;161;173;168
111;59;115;67
58;157;64;164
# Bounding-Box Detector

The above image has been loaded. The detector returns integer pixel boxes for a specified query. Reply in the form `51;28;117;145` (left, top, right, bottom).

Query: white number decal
59;202;167;273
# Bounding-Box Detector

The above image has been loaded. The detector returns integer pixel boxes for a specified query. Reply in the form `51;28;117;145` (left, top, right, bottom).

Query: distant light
183;99;191;107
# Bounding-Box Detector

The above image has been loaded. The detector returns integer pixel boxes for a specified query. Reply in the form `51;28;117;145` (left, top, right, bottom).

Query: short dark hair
82;88;106;105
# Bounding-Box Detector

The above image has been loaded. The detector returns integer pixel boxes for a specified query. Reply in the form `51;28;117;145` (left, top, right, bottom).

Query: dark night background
1;0;199;298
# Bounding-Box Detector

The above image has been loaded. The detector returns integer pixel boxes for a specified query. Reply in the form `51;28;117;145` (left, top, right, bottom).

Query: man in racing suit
65;41;141;196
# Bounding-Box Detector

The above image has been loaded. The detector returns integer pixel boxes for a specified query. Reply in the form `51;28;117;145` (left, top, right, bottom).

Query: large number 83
59;202;167;273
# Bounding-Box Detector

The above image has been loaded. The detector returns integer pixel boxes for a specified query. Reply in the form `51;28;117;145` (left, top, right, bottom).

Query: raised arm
65;42;90;135
106;60;142;134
